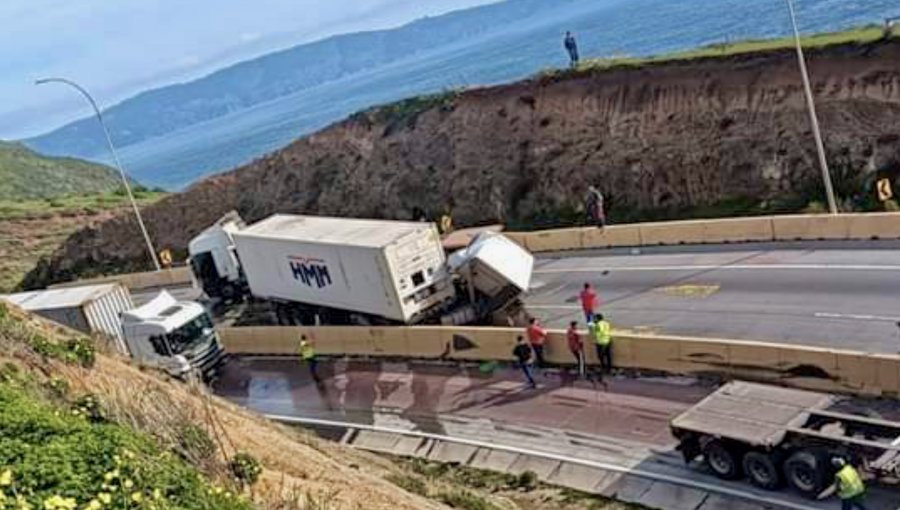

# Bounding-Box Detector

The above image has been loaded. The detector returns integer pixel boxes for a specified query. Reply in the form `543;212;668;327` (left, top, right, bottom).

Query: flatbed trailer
670;381;900;498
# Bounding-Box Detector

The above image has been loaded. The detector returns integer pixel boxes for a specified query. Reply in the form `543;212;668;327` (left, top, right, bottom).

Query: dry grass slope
0;302;444;510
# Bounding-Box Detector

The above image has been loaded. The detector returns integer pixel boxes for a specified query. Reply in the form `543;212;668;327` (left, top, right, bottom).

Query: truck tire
784;450;828;498
742;451;783;490
703;440;742;480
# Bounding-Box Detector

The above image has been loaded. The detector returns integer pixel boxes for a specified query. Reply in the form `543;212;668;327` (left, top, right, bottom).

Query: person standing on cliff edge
564;31;579;67
586;185;605;228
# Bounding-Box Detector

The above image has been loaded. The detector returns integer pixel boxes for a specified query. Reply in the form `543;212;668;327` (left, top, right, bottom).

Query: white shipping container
2;283;134;354
232;215;456;323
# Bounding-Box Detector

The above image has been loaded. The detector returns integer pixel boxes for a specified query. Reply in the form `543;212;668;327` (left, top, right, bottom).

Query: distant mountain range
0;141;123;200
24;0;552;160
22;0;900;190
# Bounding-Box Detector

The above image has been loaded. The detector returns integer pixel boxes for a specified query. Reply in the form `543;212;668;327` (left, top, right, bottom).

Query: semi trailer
187;213;534;326
670;381;900;498
2;284;225;380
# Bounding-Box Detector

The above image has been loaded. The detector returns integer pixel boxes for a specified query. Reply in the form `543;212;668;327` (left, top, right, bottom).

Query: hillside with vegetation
0;141;126;200
0;190;167;293
24;31;900;285
0;301;643;510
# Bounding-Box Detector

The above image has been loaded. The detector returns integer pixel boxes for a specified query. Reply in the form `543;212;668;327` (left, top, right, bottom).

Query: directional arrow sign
877;178;893;202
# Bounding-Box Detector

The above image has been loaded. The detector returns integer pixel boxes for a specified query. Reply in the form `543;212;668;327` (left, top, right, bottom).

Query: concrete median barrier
771;214;850;241
505;213;900;252
638;220;708;246
221;324;900;397
50;267;193;291
521;228;584;252
581;225;642;249
701;216;774;243
845;212;900;240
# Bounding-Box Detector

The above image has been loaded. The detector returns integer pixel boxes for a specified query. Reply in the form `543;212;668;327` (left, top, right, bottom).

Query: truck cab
120;291;225;379
188;212;246;301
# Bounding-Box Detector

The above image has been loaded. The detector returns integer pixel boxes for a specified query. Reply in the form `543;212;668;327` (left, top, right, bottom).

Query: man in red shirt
526;317;547;368
566;320;585;378
579;283;599;324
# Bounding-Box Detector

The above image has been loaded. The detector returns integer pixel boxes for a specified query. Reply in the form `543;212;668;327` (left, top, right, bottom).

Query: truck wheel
785;450;827;498
743;451;783;490
703;440;742;480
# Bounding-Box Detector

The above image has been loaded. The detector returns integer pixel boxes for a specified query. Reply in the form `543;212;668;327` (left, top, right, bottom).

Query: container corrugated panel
83;284;133;354
3;283;134;354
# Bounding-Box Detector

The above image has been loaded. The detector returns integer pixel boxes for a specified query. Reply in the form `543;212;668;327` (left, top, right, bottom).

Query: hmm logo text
287;256;332;289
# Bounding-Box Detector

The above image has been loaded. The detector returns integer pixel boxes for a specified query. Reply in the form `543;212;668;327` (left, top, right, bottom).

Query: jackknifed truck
2;284;225;380
670;381;900;498
188;212;533;326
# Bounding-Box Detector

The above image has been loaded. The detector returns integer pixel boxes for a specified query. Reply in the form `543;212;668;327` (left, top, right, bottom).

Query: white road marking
534;264;900;274
814;312;900;323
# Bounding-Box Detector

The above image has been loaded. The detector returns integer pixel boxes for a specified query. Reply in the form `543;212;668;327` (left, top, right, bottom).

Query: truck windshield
166;313;214;355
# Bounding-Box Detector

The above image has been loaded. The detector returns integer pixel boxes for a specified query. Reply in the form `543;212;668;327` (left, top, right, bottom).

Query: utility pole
36;78;162;270
785;0;838;214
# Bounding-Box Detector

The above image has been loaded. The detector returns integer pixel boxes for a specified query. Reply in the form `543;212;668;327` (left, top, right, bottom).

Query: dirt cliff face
24;39;900;286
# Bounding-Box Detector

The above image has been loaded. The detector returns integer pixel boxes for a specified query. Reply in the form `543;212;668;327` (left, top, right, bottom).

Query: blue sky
0;0;499;139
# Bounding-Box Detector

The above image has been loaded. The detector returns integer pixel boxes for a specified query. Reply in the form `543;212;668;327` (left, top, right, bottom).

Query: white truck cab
120;291;225;379
188;212;246;301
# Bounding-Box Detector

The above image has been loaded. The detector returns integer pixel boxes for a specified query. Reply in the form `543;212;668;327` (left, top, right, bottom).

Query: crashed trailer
670;381;900;498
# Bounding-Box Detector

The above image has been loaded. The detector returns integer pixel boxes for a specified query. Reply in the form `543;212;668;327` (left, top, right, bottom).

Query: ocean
110;0;900;189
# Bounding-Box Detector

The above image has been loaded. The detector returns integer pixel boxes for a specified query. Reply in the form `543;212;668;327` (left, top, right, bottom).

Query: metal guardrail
267;413;820;510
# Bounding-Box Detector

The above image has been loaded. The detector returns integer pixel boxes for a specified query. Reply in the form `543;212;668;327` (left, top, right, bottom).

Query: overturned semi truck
188;212;533;326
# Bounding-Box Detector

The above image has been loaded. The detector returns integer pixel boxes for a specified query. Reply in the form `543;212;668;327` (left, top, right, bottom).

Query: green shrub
884;199;899;212
0;382;251;510
386;473;428;496
229;452;262;487
72;394;105;423
438;490;500;510
803;200;827;214
516;470;539;491
178;423;218;463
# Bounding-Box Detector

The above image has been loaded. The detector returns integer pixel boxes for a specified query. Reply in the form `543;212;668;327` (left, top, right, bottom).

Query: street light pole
36;78;161;270
785;0;838;214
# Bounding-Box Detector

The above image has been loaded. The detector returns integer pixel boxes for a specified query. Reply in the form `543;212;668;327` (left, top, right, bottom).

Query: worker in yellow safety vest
818;457;867;510
298;335;321;384
439;213;453;234
589;314;613;372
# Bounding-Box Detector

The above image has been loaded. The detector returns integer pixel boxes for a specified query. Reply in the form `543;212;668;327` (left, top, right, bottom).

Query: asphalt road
214;358;899;509
525;246;900;353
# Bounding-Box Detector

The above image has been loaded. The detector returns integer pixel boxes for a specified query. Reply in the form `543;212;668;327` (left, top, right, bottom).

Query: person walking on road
563;31;579;67
299;334;321;384
513;335;537;389
567;321;585;378
590;314;613;372
526;317;548;368
818;457;868;510
579;283;599;324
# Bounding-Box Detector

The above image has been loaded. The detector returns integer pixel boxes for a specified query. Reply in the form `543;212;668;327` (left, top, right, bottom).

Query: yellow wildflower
0;469;12;486
17;494;34;510
85;500;101;510
213;487;223;495
151;489;162;500
123;480;133;490
130;492;142;504
42;495;77;510
97;493;111;505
